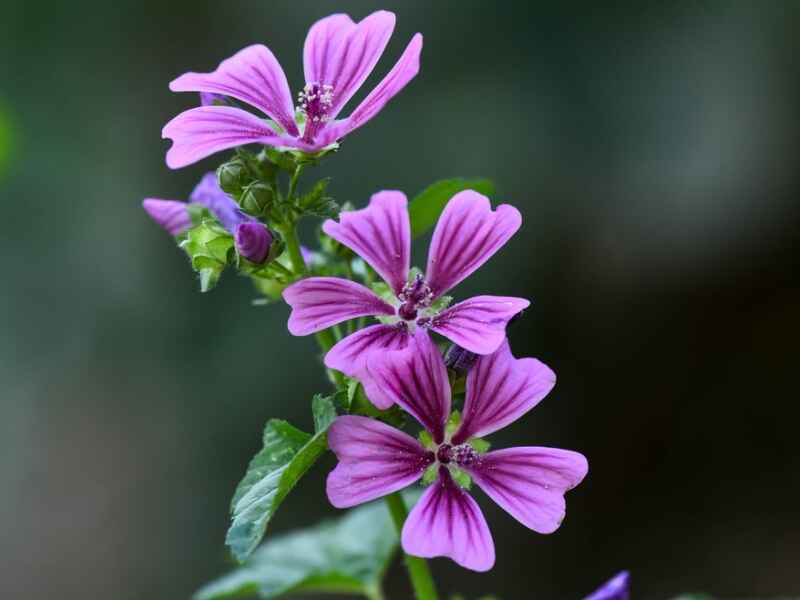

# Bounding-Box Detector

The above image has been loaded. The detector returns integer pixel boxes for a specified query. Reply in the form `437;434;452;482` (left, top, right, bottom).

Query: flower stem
281;221;306;277
384;492;439;600
315;327;345;387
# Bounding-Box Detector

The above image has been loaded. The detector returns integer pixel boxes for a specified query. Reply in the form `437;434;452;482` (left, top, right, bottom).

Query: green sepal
446;411;462;437
418;429;434;449
421;462;438;486
468;437;491;453
180;221;235;292
225;394;337;562
196;491;420;600
450;465;472;490
263;147;297;173
408;178;496;239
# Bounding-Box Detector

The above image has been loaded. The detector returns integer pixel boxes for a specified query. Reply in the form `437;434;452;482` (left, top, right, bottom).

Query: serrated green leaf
226;395;337;562
408;178;496;239
197;492;420;600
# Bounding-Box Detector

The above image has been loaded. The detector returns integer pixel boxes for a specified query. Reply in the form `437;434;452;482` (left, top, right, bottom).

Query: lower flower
325;329;588;571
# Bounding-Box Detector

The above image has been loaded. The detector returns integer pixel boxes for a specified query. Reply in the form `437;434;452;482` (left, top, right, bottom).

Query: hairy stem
384;492;439;600
281;222;306;277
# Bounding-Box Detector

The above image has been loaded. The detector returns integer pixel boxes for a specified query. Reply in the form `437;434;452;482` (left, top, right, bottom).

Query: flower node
397;273;434;321
297;82;334;124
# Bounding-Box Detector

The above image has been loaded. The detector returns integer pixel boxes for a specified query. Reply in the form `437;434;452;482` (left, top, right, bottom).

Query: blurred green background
1;1;799;598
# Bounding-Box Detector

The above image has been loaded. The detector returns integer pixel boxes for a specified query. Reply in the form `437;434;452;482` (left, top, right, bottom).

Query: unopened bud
216;159;248;195
444;344;479;375
239;182;273;215
235;222;272;264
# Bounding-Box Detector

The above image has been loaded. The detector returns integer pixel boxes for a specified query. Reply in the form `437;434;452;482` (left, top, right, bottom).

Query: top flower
162;11;423;169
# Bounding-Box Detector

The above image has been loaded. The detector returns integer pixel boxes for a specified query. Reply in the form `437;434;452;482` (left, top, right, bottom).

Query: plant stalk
384;492;439;600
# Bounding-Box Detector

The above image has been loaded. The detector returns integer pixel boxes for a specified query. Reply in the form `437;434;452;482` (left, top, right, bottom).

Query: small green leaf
408;178;496;239
197;492;420;600
225;395;337;562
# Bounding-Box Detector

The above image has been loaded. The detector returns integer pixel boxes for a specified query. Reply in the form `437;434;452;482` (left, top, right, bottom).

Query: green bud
239;182;273;216
217;158;248;195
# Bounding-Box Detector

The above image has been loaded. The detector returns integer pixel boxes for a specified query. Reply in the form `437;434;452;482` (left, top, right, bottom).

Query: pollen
297;82;334;123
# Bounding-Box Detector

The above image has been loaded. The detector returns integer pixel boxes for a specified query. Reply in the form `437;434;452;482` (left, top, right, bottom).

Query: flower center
397;273;433;322
297;82;334;125
436;443;478;467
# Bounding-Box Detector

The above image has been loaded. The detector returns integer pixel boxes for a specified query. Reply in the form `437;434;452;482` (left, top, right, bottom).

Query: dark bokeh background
1;1;798;599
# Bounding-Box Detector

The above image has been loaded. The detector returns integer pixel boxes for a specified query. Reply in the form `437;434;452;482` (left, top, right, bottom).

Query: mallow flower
326;330;588;571
584;571;630;600
282;189;529;408
143;173;272;263
162;11;422;169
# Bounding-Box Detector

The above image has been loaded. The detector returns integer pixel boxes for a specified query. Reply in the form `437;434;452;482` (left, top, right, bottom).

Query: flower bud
199;92;227;106
443;344;479;375
239;182;273;215
216;159;248;195
234;222;272;264
142;199;191;236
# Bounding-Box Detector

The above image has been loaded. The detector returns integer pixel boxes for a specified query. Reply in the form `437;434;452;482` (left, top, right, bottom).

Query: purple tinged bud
443;344;479;375
235;222;272;263
199;92;227;106
142;199;191;236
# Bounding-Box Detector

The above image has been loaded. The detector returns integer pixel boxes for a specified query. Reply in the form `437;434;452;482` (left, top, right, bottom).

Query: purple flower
326;330;588;571
143;173;272;263
282;189;528;408
142;199;192;236
162;11;423;169
584;572;630;600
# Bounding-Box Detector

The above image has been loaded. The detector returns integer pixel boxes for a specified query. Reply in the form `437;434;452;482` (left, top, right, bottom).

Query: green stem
384;492;439;600
282;222;306;277
315;328;345;387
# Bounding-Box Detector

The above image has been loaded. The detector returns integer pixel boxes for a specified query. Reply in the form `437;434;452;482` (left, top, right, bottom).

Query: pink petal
584;571;630;600
282;277;394;336
322;191;410;294
317;11;396;120
429;295;530;355
467;447;588;534
303;14;356;89
142;199;191;236
366;329;450;443
169;44;299;137
324;324;411;410
161;106;300;169
401;467;495;572
425;190;522;297
325;32;423;142
326;415;433;508
451;340;555;445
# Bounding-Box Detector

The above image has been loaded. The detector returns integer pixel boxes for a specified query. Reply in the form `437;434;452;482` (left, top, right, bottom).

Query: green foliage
180;221;234;292
197;495;415;600
225;395;337;562
299;177;340;219
408;178;496;239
